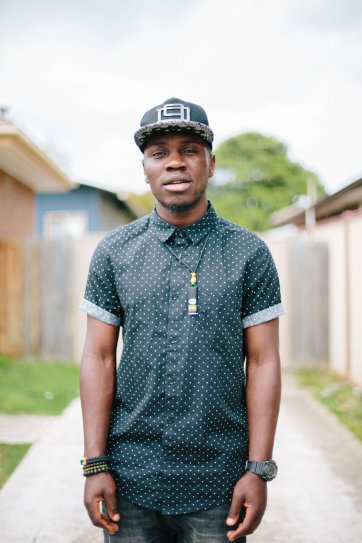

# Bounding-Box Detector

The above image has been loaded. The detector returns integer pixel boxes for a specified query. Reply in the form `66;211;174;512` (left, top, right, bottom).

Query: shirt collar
150;202;218;244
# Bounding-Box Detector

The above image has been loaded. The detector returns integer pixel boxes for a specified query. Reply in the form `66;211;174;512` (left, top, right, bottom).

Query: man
80;98;284;542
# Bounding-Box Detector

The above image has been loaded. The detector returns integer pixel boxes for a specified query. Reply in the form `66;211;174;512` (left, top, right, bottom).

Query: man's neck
155;200;208;228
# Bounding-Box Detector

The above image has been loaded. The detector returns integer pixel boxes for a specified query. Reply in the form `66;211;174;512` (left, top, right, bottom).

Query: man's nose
165;152;186;169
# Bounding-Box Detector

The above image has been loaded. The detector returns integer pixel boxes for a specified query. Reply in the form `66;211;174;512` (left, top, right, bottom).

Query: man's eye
183;148;196;154
152;150;166;158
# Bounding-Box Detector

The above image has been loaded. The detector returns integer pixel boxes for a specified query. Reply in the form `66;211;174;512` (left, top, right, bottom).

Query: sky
1;0;361;195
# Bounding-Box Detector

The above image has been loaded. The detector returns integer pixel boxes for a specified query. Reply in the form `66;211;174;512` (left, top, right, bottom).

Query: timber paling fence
1;236;330;367
289;240;329;366
0;238;74;360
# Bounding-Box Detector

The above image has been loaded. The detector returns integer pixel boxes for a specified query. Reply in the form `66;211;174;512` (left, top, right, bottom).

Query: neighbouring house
270;177;362;228
0;113;74;359
36;183;138;238
0;114;73;239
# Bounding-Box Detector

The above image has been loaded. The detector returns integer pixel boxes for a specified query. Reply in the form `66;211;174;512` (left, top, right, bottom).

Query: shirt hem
79;299;121;326
118;491;232;515
242;302;285;328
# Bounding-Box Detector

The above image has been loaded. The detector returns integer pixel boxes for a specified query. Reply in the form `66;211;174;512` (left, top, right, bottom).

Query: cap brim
134;120;213;150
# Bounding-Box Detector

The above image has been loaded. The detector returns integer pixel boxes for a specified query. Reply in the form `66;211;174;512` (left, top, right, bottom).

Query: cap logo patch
157;103;190;123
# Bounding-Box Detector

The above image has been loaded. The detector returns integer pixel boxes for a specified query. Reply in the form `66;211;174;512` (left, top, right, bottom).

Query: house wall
36;186;135;236
36;185;99;235
0;170;35;237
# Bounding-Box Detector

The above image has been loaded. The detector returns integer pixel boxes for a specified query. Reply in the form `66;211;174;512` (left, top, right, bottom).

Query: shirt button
171;293;179;300
170;338;177;344
166;416;174;424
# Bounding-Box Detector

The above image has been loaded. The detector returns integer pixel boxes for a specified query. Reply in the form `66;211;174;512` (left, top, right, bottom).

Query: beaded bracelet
83;464;110;477
80;455;110;477
80;455;108;466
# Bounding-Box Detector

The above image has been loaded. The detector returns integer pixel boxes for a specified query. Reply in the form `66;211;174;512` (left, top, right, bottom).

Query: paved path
0;413;55;443
251;372;362;542
0;373;361;543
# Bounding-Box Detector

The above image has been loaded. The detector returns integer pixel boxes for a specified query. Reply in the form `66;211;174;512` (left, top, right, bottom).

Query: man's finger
226;505;253;541
226;489;244;527
98;512;120;534
87;499;119;534
227;501;266;541
104;490;120;522
226;509;240;527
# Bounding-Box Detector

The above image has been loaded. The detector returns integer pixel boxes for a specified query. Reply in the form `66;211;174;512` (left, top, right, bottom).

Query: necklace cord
163;229;212;276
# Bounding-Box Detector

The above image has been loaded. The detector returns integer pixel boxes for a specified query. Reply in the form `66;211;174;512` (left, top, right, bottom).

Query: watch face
263;461;278;481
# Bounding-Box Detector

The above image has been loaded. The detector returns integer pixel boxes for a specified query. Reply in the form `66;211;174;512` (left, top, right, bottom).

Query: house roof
0;117;73;192
270;178;362;227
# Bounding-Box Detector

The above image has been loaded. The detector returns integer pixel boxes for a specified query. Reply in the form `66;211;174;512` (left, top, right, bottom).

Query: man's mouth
163;179;191;185
163;178;191;193
162;179;192;192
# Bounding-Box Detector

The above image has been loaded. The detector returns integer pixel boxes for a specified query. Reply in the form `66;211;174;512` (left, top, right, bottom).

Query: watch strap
246;460;266;476
245;459;278;481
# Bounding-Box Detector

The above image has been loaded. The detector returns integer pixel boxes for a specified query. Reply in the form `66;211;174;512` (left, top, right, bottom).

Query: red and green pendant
188;272;198;315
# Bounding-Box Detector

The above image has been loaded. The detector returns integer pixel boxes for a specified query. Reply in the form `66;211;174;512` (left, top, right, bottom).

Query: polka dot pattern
80;202;284;514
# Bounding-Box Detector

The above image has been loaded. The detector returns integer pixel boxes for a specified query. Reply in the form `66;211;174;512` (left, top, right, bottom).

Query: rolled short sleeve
80;242;123;326
241;242;285;328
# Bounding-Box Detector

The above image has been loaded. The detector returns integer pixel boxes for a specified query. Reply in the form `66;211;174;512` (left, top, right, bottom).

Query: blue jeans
103;496;246;543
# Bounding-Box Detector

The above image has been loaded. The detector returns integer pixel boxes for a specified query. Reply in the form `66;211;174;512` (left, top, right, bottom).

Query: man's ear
208;153;216;178
142;159;150;183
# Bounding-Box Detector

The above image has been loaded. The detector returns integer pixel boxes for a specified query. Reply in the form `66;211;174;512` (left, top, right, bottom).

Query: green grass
296;367;362;441
0;443;31;488
0;356;80;415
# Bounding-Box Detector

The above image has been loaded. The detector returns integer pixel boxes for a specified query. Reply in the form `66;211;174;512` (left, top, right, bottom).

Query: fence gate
289;240;329;366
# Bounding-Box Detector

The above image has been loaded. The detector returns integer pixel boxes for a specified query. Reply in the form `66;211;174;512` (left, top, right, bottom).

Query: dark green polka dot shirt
81;202;284;514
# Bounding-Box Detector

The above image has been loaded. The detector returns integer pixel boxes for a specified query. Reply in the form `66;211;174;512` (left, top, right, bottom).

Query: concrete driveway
0;372;361;543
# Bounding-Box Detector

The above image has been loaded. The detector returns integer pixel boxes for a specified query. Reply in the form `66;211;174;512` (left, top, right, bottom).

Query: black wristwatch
245;459;278;481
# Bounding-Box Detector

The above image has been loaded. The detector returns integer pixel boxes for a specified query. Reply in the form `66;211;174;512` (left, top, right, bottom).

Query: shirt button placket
162;236;191;510
163;260;183;441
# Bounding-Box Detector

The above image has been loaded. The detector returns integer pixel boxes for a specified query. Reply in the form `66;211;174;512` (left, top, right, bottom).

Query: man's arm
80;315;120;535
226;318;281;541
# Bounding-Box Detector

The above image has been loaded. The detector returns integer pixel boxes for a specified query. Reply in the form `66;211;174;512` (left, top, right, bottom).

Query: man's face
142;133;215;214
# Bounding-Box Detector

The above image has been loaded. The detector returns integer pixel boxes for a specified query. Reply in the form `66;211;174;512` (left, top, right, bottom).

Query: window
44;211;88;239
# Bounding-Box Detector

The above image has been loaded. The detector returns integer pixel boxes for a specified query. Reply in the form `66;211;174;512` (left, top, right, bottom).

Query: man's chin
164;202;194;214
156;192;205;214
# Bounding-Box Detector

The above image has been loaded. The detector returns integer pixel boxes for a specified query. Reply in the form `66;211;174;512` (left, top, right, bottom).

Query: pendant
188;272;198;315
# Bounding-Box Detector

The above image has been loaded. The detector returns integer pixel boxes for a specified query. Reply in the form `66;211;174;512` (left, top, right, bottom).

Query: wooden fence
0;238;74;360
289;240;329;365
0;223;360;384
0;240;26;357
1;235;330;368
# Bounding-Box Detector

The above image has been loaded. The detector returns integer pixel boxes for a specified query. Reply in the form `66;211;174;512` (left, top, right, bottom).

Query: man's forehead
144;132;207;149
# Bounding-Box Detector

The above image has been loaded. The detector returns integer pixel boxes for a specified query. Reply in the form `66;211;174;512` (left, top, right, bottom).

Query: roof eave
0;121;74;192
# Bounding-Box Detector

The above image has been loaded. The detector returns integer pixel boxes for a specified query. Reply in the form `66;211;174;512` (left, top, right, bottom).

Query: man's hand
226;471;267;541
84;472;120;534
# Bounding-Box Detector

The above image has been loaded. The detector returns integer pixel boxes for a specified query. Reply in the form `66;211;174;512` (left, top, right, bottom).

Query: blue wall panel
35;186;101;236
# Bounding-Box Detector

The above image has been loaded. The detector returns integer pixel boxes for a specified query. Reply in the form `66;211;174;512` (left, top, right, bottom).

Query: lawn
0;356;80;415
0;444;31;488
0;356;80;488
296;367;362;441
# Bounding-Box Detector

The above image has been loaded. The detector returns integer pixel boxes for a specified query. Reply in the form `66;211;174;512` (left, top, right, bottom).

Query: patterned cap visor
134;98;214;151
134;120;214;150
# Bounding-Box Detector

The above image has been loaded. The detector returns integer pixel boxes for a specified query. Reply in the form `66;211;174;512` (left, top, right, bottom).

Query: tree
209;132;325;231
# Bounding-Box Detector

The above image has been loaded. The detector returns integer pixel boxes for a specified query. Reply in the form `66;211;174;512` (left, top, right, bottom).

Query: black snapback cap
134;97;214;151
